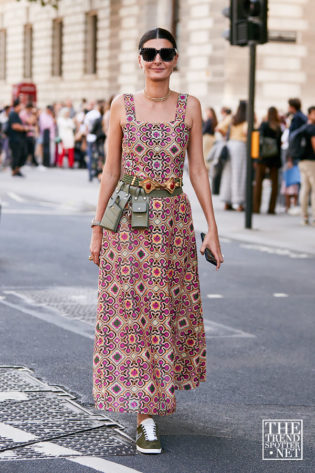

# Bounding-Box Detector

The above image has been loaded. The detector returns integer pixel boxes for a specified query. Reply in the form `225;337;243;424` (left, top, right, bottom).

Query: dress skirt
92;192;207;416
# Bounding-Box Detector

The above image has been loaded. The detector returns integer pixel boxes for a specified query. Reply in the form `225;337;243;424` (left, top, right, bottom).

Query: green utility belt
100;179;183;232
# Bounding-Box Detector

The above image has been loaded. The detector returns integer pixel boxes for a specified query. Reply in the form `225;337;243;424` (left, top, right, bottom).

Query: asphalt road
0;192;314;473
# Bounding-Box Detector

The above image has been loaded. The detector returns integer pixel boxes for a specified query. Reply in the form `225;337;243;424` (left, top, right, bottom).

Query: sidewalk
1;165;314;255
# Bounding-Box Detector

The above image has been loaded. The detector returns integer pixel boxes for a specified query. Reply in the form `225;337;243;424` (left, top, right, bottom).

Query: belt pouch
131;192;149;228
100;186;130;232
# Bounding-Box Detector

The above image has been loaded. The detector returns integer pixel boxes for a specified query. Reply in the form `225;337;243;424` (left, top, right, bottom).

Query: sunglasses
139;47;177;62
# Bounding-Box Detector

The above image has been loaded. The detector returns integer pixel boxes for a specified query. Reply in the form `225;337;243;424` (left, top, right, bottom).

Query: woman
89;27;223;454
57;107;75;168
217;100;247;211
253;107;282;214
202;107;218;170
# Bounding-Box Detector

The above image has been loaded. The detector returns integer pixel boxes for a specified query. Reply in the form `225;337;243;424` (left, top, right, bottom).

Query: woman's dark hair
209;107;218;129
267;106;280;130
232;100;247;126
138;28;177;50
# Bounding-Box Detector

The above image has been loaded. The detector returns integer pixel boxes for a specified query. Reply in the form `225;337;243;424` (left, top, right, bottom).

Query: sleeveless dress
93;93;207;416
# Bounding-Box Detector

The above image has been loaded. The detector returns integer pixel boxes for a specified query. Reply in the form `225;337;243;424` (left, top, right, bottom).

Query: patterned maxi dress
93;93;207;416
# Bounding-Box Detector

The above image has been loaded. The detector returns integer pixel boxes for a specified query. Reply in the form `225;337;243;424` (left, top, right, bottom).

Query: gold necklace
143;88;171;102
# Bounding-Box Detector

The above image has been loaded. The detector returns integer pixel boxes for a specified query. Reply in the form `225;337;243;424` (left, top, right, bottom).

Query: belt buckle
139;177;158;194
164;177;176;194
139;176;178;194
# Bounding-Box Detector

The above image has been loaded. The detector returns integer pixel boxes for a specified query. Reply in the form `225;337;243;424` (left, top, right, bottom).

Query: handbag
100;183;131;232
218;144;230;165
284;165;301;187
260;136;278;159
216;123;231;168
131;192;149;228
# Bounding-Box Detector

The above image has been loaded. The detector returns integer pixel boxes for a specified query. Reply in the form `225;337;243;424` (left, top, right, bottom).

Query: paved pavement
1;164;314;255
0;164;314;472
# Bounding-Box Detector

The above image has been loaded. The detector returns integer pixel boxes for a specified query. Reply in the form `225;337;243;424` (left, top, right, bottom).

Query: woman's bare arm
89;95;124;265
186;95;223;269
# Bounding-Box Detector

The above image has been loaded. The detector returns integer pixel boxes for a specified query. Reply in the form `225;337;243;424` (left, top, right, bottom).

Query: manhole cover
3;287;97;324
0;367;135;460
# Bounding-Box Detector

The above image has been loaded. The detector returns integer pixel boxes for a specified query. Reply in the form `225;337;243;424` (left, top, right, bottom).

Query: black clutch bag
200;232;217;266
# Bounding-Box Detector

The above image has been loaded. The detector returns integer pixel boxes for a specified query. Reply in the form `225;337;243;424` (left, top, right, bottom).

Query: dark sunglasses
139;47;177;62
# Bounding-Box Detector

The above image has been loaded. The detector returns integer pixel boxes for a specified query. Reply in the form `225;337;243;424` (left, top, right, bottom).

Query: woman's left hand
200;228;224;271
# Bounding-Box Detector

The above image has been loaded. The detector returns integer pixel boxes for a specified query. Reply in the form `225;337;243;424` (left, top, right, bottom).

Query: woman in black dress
253;107;282;214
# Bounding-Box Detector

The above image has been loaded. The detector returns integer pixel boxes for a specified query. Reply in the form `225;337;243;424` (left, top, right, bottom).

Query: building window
52;18;63;77
0;29;6;80
85;12;97;74
24;24;33;79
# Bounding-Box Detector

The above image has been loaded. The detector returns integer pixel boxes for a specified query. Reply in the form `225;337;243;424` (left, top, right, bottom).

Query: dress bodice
121;93;190;184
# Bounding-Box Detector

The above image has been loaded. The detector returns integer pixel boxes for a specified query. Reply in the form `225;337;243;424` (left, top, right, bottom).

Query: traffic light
222;0;268;46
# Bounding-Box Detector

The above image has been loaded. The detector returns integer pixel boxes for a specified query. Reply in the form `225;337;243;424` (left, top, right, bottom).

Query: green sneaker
136;418;162;454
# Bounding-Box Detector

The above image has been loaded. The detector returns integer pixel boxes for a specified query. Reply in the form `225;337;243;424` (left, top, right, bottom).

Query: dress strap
174;93;188;122
123;93;136;122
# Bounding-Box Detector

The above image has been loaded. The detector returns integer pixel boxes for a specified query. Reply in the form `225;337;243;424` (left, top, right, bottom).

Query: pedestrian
216;107;232;139
288;98;307;134
0;105;11;167
84;100;101;181
298;106;315;225
202;107;217;171
39;105;56;166
280;99;307;214
7;99;28;177
218;100;248;211
57;107;75;168
19;102;39;166
74;108;87;169
253;106;282;214
89;27;223;455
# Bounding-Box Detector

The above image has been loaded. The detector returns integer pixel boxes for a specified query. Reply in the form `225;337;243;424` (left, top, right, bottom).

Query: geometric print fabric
93;92;207;415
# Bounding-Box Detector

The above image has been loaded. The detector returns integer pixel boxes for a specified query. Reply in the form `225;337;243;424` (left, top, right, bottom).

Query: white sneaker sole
136;445;162;454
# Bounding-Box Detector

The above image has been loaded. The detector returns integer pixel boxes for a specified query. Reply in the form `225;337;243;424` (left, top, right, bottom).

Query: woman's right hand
89;228;103;266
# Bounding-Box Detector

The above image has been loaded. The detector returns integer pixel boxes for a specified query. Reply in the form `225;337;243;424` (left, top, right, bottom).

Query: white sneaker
136;418;162;454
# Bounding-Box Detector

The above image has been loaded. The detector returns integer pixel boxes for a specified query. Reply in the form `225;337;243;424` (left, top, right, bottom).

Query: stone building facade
0;0;314;116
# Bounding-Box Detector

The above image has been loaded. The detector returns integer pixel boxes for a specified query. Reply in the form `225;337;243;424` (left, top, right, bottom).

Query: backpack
288;124;308;162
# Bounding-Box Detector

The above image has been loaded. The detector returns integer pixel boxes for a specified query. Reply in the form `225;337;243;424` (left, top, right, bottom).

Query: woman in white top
57;107;75;168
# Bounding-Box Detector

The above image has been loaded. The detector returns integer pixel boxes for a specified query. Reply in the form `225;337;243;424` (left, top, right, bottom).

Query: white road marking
0;422;140;472
240;243;309;259
0;392;29;402
67;456;143;473
0;298;95;340
207;294;223;299
203;319;255;338
0;422;36;442
219;237;231;243
6;192;25;203
32;441;80;457
273;293;288;298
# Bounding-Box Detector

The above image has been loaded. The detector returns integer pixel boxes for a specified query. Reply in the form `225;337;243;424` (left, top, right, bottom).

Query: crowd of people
0;96;114;181
203;97;315;225
1;94;314;224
